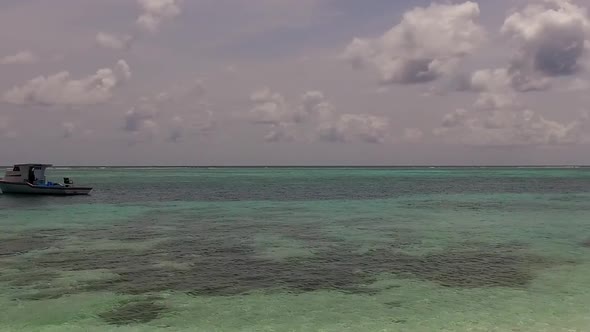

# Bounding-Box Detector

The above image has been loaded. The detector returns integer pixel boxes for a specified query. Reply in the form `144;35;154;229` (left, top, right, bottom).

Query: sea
1;167;589;332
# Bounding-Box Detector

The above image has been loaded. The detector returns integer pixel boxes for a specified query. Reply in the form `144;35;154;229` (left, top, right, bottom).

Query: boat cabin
1;163;90;195
3;164;52;185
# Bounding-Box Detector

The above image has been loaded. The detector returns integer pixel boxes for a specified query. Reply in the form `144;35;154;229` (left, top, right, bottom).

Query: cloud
62;122;75;138
124;103;157;133
249;89;391;143
565;78;590;91
96;32;134;50
317;113;390;144
248;88;304;142
300;91;335;122
248;88;290;125
248;89;334;126
150;79;206;108
123;104;160;143
342;2;485;85
440;51;590;147
263;123;296;143
137;0;182;32
94;0;182;54
168;116;184;142
441;109;586;146
2;60;131;106
435;103;589;147
469;68;512;92
1;51;39;65
0;117;8;136
124;78;215;143
0;117;17;138
167;110;215;142
444;11;590;148
462;68;523;111
502;0;590;91
441;108;470;129
403;128;424;143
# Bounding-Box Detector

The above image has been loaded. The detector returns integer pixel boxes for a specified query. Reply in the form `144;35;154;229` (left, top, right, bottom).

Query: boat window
12;166;20;172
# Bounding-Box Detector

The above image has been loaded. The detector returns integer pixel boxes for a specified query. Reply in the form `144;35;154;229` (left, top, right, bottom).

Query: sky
1;0;589;166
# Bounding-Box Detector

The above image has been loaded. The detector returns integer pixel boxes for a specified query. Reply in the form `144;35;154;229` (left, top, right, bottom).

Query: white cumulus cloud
2;60;131;106
343;1;485;85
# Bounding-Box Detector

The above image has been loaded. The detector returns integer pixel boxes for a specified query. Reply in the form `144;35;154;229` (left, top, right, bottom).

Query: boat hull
0;181;92;195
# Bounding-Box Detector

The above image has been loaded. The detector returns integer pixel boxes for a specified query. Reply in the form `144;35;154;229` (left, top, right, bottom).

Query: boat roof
14;163;53;167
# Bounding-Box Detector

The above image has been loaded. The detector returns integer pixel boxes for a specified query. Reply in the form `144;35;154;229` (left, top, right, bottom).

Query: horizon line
2;165;589;168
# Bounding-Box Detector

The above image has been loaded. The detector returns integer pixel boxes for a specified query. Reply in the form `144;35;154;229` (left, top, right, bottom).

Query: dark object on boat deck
0;164;92;195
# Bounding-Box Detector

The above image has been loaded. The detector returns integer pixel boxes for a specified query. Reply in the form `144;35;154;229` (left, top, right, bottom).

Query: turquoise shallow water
1;167;590;331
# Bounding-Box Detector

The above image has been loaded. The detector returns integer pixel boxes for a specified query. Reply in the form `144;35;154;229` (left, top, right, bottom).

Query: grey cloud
403;128;424;143
2;60;131;106
62;122;75;138
124;106;156;132
502;0;590;90
299;90;334;123
508;69;552;92
317;114;390;144
0;117;17;139
124;106;159;144
136;0;182;33
465;69;523;110
0;51;39;65
442;52;589;146
0;117;8;137
264;123;295;143
343;2;485;85
441;109;469;128
249;88;391;144
565;78;590;91
248;89;290;125
248;88;311;142
386;58;439;85
95;1;182;53
96;32;134;50
474;93;518;112
316;126;344;143
467;65;550;95
534;33;585;76
469;68;512;92
124;79;215;143
436;108;585;146
436;101;589;147
168;116;184;142
167;111;216;143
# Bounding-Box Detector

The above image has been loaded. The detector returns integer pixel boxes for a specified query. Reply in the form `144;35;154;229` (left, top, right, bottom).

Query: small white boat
0;164;92;195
